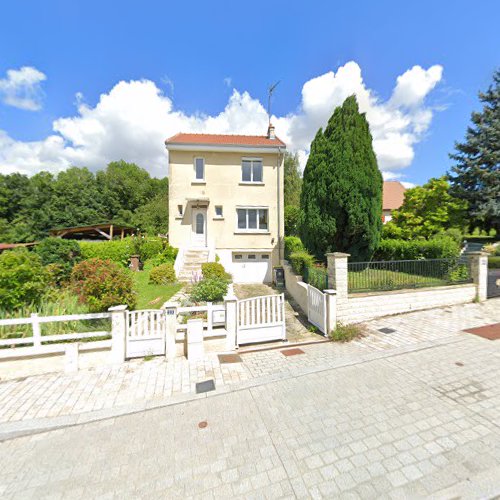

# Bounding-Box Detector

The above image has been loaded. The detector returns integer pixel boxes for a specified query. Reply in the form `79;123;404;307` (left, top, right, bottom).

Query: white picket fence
0;312;112;360
307;285;327;335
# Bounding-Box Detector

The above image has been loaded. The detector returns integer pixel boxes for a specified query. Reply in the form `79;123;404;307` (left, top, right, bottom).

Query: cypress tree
300;95;382;261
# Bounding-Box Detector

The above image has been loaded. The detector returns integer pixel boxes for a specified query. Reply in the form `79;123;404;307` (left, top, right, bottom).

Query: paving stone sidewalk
2;323;500;498
0;299;498;429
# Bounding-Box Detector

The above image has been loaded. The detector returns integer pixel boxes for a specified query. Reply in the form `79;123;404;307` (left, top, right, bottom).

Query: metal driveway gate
126;309;166;358
307;284;327;334
236;294;286;346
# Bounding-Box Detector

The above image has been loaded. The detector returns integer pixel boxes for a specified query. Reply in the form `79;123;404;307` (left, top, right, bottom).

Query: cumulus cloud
0;66;46;111
0;61;443;178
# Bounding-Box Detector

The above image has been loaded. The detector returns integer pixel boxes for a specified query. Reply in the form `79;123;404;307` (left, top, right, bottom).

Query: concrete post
163;302;178;360
186;319;204;361
109;305;128;363
326;252;350;314
224;296;237;351
65;343;79;373
468;251;489;302
324;289;337;336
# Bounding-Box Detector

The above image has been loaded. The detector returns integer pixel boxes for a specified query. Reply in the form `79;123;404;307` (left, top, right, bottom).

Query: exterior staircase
177;248;209;283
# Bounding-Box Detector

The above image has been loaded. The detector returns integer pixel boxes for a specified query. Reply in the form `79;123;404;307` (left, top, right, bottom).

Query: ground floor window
236;208;268;231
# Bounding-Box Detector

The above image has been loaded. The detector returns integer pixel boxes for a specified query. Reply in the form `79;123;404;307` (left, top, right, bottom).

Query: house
382;181;407;223
165;125;285;283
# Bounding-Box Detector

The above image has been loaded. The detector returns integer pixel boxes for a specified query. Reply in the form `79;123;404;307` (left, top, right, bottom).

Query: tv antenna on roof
267;81;280;124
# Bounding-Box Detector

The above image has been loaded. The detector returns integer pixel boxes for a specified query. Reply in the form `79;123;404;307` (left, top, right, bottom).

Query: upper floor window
241;158;263;183
194;157;205;181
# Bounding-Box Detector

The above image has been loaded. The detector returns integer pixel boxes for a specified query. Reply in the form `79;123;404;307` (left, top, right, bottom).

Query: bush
284;236;305;260
144;245;179;269
35;238;81;282
80;239;132;266
71;258;136;312
289;250;315;275
201;262;231;282
149;263;176;285
190;277;228;303
139;238;166;261
329;322;365;342
489;256;500;269
0;249;48;311
374;237;460;261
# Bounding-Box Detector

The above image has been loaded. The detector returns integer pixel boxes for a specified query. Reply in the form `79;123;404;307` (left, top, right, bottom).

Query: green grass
133;269;181;309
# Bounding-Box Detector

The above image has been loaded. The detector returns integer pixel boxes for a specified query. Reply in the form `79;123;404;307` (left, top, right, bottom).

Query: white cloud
0;61;443;179
0;66;46;111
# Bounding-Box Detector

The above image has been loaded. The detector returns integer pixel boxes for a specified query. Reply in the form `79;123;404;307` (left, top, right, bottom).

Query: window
261;254;269;260
241;159;263;183
177;205;183;216
194;157;205;181
236;208;269;231
248;254;256;260
215;206;223;217
234;254;243;260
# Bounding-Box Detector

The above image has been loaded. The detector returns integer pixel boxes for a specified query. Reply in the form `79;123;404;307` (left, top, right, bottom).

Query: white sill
191;180;206;185
234;230;270;235
239;182;264;186
213;217;225;220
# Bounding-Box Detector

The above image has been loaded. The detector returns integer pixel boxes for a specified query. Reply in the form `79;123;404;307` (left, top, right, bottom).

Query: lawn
133;269;182;309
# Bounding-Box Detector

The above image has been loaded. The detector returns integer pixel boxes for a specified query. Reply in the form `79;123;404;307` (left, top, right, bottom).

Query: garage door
231;253;272;283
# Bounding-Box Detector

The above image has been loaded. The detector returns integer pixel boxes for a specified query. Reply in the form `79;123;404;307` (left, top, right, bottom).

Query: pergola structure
49;223;136;240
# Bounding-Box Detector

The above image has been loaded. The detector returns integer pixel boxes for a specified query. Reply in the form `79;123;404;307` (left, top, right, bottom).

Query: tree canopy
448;70;500;232
0;161;168;243
384;177;467;240
284;152;302;207
300;95;382;261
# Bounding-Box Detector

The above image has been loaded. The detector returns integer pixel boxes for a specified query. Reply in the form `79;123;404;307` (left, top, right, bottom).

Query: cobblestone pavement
0;299;498;429
2;324;500;498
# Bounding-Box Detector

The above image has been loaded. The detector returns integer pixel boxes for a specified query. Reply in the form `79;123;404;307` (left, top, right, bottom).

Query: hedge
374;237;460;261
289;250;315;275
284;236;305;259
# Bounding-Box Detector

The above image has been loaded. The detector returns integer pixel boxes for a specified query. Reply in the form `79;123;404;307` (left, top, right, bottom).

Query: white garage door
231;253;272;283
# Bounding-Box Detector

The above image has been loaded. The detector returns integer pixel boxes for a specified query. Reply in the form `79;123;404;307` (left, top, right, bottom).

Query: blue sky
0;0;498;183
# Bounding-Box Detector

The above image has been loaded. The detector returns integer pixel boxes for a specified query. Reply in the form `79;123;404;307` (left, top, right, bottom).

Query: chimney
267;123;276;140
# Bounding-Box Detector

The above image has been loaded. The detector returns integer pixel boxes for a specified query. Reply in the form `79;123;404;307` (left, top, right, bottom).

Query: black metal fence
348;258;472;293
303;266;329;290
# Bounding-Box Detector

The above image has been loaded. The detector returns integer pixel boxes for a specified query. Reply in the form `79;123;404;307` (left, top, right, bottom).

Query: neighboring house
382;181;407;223
165;126;285;283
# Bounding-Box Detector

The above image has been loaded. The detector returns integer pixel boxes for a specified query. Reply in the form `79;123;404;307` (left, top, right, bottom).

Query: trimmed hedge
201;262;231;282
289;250;315;275
149;263;176;284
374;237;460;261
284;236;305;259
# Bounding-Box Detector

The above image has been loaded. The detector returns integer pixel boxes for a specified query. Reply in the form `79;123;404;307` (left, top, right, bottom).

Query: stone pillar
163;302;178;360
326;252;350;302
186;319;204;361
324;289;337;336
469;251;489;302
224;296;237;351
109;305;128;363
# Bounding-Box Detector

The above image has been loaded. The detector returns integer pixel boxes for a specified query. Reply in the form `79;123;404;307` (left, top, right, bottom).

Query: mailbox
274;267;285;288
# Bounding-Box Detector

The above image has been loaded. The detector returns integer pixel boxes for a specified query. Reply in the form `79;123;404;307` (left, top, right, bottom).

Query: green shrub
374;237;460;261
80;239;132;266
144;245;178;269
284;236;305;259
329;322;365;342
496;246;500;257
0;249;48;311
190;277;228;303
45;263;69;287
289;250;315;275
149;263;176;284
201;262;231;282
35;238;81;282
139;238;165;261
71;258;136;312
489;256;500;269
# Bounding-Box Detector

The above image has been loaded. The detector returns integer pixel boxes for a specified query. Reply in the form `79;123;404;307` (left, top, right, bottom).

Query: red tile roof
165;133;286;148
383;181;407;210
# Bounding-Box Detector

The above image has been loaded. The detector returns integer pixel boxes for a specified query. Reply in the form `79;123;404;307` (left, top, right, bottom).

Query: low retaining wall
338;283;477;324
283;261;308;313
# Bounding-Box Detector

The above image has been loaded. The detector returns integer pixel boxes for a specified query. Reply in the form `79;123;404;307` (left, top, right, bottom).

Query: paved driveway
2;313;500;498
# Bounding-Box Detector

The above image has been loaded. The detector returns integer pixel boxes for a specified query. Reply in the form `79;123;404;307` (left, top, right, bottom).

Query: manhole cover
218;354;242;364
464;323;500;340
196;379;216;394
378;327;396;334
281;348;305;356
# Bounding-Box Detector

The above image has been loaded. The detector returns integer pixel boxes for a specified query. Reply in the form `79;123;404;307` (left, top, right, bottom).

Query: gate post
109;305;128;363
225;296;237;351
324;289;337;336
186;319;204;361
326;253;350;320
163;302;178;360
468;251;489;302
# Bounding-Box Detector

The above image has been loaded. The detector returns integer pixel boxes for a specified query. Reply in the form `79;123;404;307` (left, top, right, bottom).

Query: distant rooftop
383;181;407;210
165;133;286;148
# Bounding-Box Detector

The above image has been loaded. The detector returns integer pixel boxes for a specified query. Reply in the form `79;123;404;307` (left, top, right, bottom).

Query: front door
191;208;207;246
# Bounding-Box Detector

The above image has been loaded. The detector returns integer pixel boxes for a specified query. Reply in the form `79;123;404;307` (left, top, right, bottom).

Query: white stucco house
165;126;286;283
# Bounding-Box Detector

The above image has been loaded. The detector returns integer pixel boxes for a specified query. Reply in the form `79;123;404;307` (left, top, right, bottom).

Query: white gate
307;285;327;335
236;294;286;345
126;310;166;358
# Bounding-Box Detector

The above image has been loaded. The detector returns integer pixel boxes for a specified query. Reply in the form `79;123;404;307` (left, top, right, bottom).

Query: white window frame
241;157;263;184
235;206;269;233
194;157;205;182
